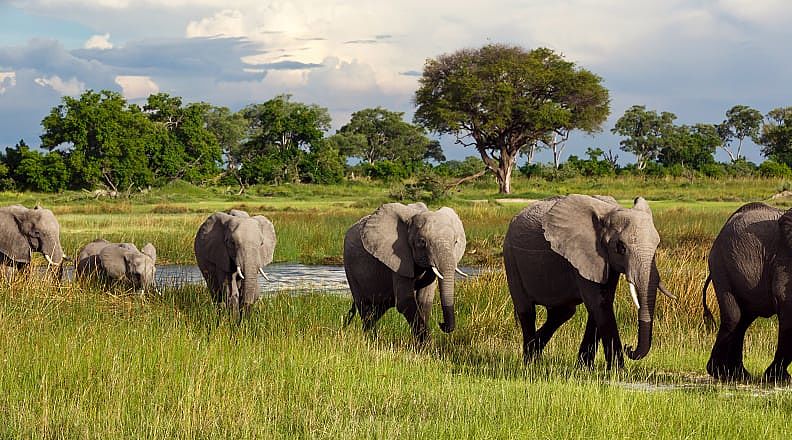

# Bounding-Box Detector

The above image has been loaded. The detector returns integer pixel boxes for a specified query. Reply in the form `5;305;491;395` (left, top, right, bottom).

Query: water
63;263;481;294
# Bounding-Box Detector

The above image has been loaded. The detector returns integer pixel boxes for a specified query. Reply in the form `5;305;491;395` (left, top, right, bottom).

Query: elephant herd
1;196;791;382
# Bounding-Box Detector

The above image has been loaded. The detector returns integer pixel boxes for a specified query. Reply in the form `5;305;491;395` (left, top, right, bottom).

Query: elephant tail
702;274;716;329
343;303;356;327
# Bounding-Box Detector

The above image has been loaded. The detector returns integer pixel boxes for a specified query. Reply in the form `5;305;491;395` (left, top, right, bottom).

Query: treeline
3;44;792;194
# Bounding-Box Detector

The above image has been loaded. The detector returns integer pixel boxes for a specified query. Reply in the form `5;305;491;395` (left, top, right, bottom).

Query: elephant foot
762;365;791;384
523;339;543;364
576;351;596;370
707;359;751;381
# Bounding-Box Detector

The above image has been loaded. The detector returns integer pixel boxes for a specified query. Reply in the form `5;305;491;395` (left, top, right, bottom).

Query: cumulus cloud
0;72;16;94
84;33;113;50
33;75;85;96
115;75;159;100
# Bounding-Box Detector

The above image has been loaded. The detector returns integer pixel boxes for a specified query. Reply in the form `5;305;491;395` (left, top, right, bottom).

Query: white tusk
659;282;677;300
431;266;444;280
454;267;469;278
44;254;56;266
236;266;245;280
628;282;640;310
258;267;271;281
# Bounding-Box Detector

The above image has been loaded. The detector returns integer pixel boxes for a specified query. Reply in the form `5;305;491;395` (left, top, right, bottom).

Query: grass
2;177;792;437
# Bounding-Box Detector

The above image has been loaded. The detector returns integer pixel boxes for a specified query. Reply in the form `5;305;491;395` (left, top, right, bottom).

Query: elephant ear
779;209;792;249
543;194;617;284
632;196;653;219
195;213;231;273
438;207;466;264
361;203;419;278
0;211;32;263
228;209;250;218
141;243;157;263
99;246;128;280
252;215;276;266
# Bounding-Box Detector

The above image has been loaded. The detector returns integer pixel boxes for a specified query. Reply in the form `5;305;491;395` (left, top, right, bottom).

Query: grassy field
2;176;792;438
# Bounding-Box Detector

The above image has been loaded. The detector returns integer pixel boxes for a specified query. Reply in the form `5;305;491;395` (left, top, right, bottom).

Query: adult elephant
76;239;157;292
194;209;276;319
343;202;466;341
503;195;672;369
0;204;65;277
703;202;792;382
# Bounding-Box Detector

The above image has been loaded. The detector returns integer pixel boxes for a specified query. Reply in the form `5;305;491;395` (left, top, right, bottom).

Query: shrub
759;160;792;178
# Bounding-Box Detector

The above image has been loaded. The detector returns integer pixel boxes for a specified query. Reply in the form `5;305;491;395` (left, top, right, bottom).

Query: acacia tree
758;107;792;167
414;44;609;193
611;105;677;170
717;105;762;162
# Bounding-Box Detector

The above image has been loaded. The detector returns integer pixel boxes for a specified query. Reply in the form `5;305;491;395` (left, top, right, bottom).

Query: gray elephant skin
76;239;157;291
194;209;276;318
703;202;792;381
343;202;466;341
503;195;667;369
0;204;65;276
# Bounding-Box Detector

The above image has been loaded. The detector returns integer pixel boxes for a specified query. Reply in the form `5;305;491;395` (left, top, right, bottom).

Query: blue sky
1;0;792;164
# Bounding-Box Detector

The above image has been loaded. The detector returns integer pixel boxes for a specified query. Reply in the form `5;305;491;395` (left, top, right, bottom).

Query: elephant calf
503;195;672;369
194;209;276;319
76;239;157;292
703;202;792;382
0;204;65;278
343;202;466;341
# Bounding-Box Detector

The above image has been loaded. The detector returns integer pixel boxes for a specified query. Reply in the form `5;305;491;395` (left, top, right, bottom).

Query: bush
389;173;447;202
699;163;726;178
359;160;410;182
724;159;757;177
433;156;485;178
759;160;792;178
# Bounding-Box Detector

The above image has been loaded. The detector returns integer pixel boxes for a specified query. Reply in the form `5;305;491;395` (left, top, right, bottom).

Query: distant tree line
3;43;792;194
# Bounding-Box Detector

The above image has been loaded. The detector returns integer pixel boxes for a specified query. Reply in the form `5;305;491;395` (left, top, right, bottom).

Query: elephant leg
579;281;623;370
397;295;430;343
531;305;576;355
577;314;600;369
227;274;241;321
410;284;437;343
517;305;538;363
359;299;388;334
763;313;792;382
707;290;752;380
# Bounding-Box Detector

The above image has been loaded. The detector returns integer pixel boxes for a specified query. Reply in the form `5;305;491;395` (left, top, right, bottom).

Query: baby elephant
704;202;792;382
76;239;157;292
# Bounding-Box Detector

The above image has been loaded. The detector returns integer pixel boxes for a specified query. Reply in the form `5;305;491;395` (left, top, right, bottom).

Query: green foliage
717;105;762;162
389;172;447;202
758;160;792;178
298;144;346;184
565;147;618;177
612;105;677;169
659;123;718;169
433;156;486;178
414;44;609;193
358;160;410;181
759;107;792;167
2;139;69;192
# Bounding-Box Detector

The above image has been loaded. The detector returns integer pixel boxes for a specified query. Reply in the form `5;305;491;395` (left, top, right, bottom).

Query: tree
2;139;69;192
758;107;792;167
414;44;609;193
205;106;247;187
659;123;719;169
41;90;155;190
717;105;762;162
332;107;443;165
612;105;677;170
240;95;331;185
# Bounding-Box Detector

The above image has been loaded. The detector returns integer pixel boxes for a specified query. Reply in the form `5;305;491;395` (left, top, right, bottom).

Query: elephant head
543;195;662;360
0;205;64;267
99;243;157;291
361;203;466;333
197;210;276;306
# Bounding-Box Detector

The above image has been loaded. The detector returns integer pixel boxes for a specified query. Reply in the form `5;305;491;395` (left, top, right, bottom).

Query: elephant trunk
238;248;261;306
43;237;64;266
626;255;659;361
437;259;456;333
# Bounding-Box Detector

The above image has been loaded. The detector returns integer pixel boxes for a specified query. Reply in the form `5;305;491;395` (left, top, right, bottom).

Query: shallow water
63;263;481;294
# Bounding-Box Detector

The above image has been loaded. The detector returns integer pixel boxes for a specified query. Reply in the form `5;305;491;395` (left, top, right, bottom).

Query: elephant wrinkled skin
343;202;466;341
503;195;666;369
703;202;792;382
76;239;157;291
194;209;276;320
0;204;65;278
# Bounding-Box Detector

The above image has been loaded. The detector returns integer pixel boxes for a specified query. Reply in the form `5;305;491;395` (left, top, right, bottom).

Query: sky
1;0;792;164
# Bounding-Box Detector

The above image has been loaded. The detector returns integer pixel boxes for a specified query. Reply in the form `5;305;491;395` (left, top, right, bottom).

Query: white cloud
0;72;16;94
115;75;159;100
186;9;248;38
33;75;84;96
84;33;113;50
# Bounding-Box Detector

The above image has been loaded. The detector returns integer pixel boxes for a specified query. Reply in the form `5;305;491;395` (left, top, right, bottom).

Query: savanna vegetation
2;176;792;438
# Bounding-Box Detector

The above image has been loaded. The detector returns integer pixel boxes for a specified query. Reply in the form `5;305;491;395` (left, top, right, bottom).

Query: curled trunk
626;256;659;360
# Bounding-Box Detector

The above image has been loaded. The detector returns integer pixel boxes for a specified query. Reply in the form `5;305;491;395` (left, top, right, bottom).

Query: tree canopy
414;44;609;193
759;107;792;167
717;105;762;162
612;105;677;170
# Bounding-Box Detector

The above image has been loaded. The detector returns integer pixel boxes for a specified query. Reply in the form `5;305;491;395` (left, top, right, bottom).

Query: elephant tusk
236;266;245;280
258;267;271;281
659;282;677;300
431;266;444;280
44;254;56;266
628;282;640;310
454;267;469;278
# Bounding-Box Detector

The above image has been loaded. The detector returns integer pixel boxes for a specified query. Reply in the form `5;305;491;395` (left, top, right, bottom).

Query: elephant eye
615;240;627;255
416;238;426;248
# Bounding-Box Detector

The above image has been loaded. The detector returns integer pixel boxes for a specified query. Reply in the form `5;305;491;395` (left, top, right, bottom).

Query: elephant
702;202;792;382
503;194;673;369
343;202;466;341
194;209;276;319
75;239;157;292
0;204;65;278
